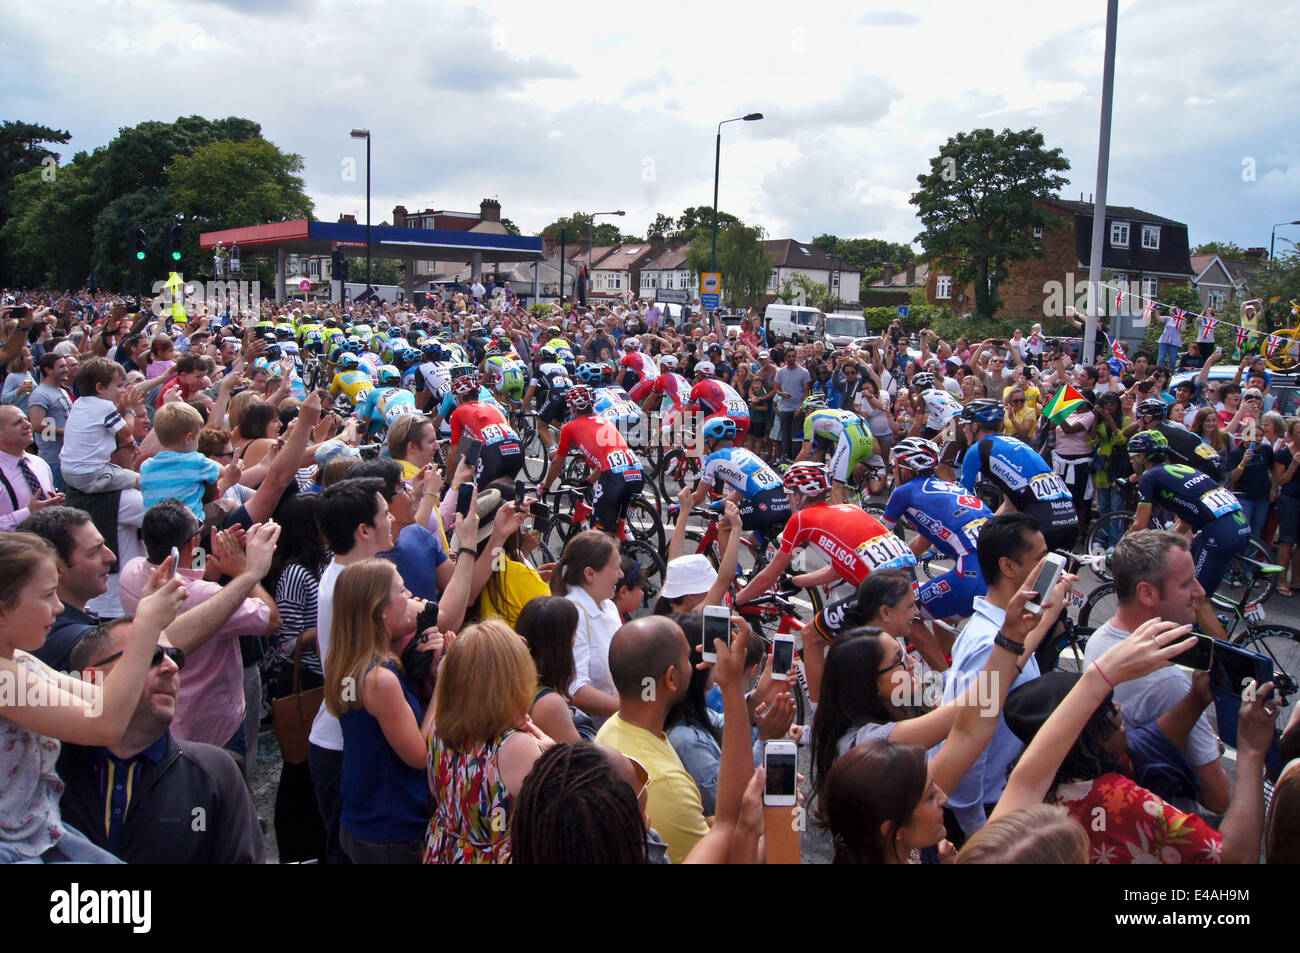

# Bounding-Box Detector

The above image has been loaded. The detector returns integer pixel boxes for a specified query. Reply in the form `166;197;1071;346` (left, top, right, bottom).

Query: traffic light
331;248;349;281
168;222;184;263
131;226;147;261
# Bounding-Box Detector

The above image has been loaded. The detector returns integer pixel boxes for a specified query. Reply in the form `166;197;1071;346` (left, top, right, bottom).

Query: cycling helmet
421;340;445;360
260;332;278;345
576;362;605;385
1137;398;1168;419
659;354;678;370
547;326;563;336
339;352;360;371
601;362;618;383
782;461;831;498
314;439;361;466
275;323;294;340
264;344;282;361
538;346;558;364
960;398;1005;426
329;346;347;365
801;393;828;413
701;417;738;444
566;384;594;412
377;365;401;386
910;372;935;391
487;339;511;356
694;361;716;377
1127;430;1170;459
624;337;642;351
452;372;479;396
891;436;941;474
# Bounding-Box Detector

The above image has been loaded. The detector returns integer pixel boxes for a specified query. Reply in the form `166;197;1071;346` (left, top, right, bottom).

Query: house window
936;275;953;299
831;271;840;288
1142;226;1160;250
610;274;621;290
595;274;604;289
1033;226;1043;239
1142;277;1158;300
308;258;320;277
1208;290;1224;309
769;272;779;290
1110;221;1130;247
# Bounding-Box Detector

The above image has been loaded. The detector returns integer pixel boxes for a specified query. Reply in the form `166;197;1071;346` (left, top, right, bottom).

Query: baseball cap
758;350;771;359
661;554;718;600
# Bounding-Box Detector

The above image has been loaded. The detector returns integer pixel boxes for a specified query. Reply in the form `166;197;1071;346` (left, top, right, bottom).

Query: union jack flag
1266;334;1285;358
1200;314;1218;333
1142;299;1158;322
1106;333;1130;366
1114;287;1125;311
1235;325;1250;349
1170;307;1186;330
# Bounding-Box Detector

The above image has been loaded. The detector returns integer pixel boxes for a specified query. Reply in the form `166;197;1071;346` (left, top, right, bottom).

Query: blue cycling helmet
576;362;605;385
959;398;1005;427
422;340;445;359
702;417;738;444
339;352;360;371
329;345;347;364
377;365;401;385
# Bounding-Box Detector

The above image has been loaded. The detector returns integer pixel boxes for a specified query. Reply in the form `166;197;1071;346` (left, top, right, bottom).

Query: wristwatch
993;630;1025;656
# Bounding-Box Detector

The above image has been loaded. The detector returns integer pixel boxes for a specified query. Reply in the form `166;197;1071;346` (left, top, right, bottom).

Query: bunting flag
1266;334;1285;358
1042;383;1089;425
1142;299;1158;322
1106;333;1130;367
1170;307;1186;330
1200;314;1218;333
1235;325;1250;349
1114;288;1125;311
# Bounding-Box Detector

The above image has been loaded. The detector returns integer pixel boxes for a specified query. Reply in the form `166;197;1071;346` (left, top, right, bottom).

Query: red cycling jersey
620;351;659;380
688;379;748;419
650;372;690;410
556;413;642;474
778;504;907;587
449;400;517;448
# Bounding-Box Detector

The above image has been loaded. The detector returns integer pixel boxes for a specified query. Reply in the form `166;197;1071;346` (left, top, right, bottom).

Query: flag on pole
1234;325;1250;349
1170;307;1185;330
1042;383;1089;425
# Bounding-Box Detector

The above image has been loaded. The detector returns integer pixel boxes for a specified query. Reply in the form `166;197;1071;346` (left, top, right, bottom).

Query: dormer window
1110;222;1130;247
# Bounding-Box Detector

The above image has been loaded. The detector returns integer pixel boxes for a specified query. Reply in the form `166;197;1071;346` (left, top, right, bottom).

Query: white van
764;304;825;343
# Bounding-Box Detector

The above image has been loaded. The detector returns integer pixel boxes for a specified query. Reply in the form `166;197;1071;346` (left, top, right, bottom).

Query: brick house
924;199;1195;324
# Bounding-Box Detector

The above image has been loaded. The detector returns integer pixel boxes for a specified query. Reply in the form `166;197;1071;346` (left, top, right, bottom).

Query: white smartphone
771;633;795;682
763;740;798;807
701;604;731;664
169;545;181;577
1025;552;1068;615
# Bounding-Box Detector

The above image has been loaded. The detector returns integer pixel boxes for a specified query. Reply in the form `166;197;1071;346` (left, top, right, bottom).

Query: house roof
870;263;929;288
643;246;690;271
1046;199;1187;228
567;244;618;267
1191;254;1235;286
594;243;656;270
764;239;861;273
1046;199;1194;276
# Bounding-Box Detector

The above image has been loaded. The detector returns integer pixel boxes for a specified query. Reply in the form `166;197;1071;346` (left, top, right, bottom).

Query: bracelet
993;630;1025;655
1092;660;1115;689
458;547;476;558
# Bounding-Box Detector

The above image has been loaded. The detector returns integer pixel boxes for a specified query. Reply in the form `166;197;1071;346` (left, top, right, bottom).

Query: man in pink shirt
120;499;280;760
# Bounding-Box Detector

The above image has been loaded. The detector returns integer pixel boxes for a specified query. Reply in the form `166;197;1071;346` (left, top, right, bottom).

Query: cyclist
957;398;1078;551
328;352;375;409
297;317;325;355
620;337;660;402
879;436;994;670
537;384;646;534
735;461;917;689
483;339;528;404
577;362;645;445
685;360;750;438
415;340;452;412
910;371;964;441
642;353;691;438
794;392;880;503
1125;429;1249;641
540;327;577;371
687;416;791;543
357;365;418;438
446;370;524;489
1124;397;1224;482
520;346;572;454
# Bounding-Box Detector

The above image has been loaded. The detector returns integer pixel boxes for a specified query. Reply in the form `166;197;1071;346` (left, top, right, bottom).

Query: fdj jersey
700;446;790;531
963;434;1076;542
1137;463;1242;529
779;504;916;588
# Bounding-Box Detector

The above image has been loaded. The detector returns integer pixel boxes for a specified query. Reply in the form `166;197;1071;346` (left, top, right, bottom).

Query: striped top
272;562;322;675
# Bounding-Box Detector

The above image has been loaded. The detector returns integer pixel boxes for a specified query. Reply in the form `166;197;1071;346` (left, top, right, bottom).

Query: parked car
824;313;869;348
765;303;825;343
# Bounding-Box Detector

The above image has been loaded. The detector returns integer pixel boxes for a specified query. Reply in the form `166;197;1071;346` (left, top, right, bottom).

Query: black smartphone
529;500;551;519
11;305;29;320
1170;633;1215;672
415;600;440;636
515;479;526;509
460;436;483;472
456;482;474;518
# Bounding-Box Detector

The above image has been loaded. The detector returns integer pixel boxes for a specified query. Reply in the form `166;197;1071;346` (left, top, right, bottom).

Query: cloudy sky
5;0;1298;255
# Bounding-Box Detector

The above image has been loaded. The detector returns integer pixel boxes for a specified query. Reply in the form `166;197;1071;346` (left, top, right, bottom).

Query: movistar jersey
1138;463;1242;529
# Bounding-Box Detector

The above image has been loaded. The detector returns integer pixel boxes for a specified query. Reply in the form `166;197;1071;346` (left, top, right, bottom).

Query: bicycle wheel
625;496;665;552
519;425;545;482
1220;538;1279;607
656;449;685;501
1078;582;1117;630
622;538;666;609
1235;624;1300;727
1263;326;1300;372
522;537;555;572
684;529;721;569
1084;510;1135;584
539;514;576;556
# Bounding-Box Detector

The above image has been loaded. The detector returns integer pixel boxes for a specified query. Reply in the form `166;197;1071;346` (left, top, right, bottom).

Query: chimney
480;198;501;223
883;262;895;284
338;213;357;224
392;205;408;228
1244;247;1267;262
904;260;916;286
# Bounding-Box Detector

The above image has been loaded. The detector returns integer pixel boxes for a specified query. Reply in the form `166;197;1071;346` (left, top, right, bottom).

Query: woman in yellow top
1002;386;1039;443
467;484;552;628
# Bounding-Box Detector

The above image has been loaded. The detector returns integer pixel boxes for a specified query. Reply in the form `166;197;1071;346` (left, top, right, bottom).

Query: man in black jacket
58;619;265;864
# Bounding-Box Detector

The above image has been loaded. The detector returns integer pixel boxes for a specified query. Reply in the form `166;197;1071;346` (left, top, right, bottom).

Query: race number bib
1200;486;1240;518
752;468;781;490
725;399;749;418
856;533;917;571
960;517;988;551
606;449;635;473
1029;472;1071;501
480;424;507;446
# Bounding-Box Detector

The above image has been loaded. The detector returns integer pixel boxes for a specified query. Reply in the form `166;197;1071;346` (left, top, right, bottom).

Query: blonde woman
324;559;441;863
424;621;548;863
1002;386;1038;443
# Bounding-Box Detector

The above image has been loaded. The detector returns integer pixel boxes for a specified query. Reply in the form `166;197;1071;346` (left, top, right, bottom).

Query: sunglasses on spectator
91;644;186;671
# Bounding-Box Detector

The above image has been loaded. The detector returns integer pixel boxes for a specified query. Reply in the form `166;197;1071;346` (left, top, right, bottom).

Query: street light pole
1083;0;1118;365
712;113;763;272
1271;220;1300;261
350;129;372;292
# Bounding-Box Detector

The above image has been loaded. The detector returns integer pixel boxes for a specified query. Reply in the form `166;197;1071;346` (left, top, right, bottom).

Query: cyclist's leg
827;434;854;504
1191;517;1250;641
592;470;634;534
806;593;865;703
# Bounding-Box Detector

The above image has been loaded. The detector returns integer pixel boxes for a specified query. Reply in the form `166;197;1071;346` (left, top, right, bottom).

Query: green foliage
809;234;916;286
1191;241;1246;260
500;217;521;236
0;121;72;274
911;127;1071;319
684;222;772;309
0;115;311;290
775;273;837;312
538;212;626;247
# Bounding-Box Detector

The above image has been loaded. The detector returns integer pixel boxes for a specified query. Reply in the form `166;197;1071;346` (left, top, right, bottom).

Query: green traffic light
136;251;146;260
171;251;181;261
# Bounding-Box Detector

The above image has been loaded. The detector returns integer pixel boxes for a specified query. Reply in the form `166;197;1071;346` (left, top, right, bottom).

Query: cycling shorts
539;393;568;426
593;468;645;531
1190;512;1252;597
824;426;875;483
914;557;986;621
812;593;869;646
736;488;791;534
474;440;524;489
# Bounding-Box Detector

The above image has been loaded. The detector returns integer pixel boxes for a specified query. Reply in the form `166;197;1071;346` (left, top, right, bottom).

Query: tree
646;212;676;240
500;217;521;236
811;234;917;286
685;222;772;308
0;121;72;274
910;127;1070;318
539;212;624;247
675;205;740;246
1191;241;1246;260
777;273;836;312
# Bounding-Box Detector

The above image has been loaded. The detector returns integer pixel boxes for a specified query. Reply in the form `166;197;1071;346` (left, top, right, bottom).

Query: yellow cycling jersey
330;370;374;403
